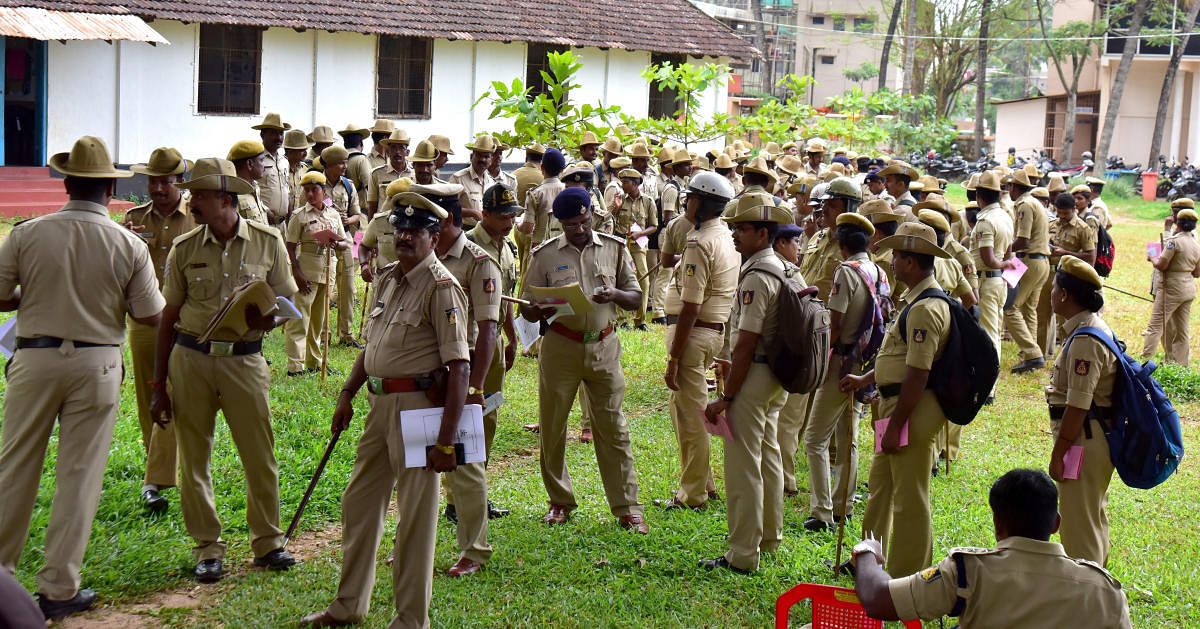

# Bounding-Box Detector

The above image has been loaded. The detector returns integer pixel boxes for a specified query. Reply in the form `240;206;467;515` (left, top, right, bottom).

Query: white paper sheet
515;316;541;350
483;391;504;416
0;318;15;358
275;296;303;319
400;404;486;468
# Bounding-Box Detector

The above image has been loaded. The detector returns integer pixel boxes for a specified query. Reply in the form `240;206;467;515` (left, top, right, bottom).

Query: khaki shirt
933;256;973;299
513;162;544;205
286;203;347;284
1162;230;1200;275
870;246;897;296
489;168;516;191
621;195;657;251
1014;192;1050;255
799;227;829;288
125;195;196;284
677;219;739;324
888;537;1131;629
524;177;565;244
362;253;469;378
438;231;503;347
1045;310;1116;410
731;247;785;357
326;176;363;235
367;148;387;172
829;253;882;345
257;151;291;221
163;217;296;340
945;238;977;290
367;162;415;208
237;182;270;225
0;200;163;345
360;214;398;269
1090;197;1111;229
589;186;612;234
288;163;309;213
660;176;688;222
468;223;519;326
971;203;1015;271
604;180;626;232
346;152;373;200
1049;215;1096;266
874;274;950;386
663;214;697;317
521;231;638;332
809;227;843;302
449;166;493;226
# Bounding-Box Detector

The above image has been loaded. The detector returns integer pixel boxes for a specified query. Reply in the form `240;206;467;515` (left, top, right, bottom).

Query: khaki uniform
945;237;977;291
521;232;643;516
799;228;829;291
862;274;950;578
437;232;502;566
892;191;918;217
284;204;347;373
1040;216;1095;356
1142;231;1200;364
163;218;297;562
468;222;519;448
970;203;1014;372
367;148;387;172
361;214;399;270
0;200;163;601
667;219;738;507
367;162;415;215
288;162;308;216
523;177;565;246
1090;197;1111;229
257;151;290;223
806;227;843;302
513;162;544;270
237;181;270;225
656;215;694;320
806;253;881;523
653;176;688;317
722;248;788;572
1006;192;1051;361
888;537;1131;628
346;152;373;201
125;196;196;487
328;177;363;343
449;167;494;228
619;194;656;326
329;254;469;627
1047;311;1118;565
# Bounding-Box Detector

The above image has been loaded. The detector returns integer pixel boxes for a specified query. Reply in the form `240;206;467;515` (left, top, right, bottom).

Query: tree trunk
1062;87;1079;164
1148;0;1200;165
902;0;917;96
1094;0;1150;174
879;0;904;91
975;0;991;157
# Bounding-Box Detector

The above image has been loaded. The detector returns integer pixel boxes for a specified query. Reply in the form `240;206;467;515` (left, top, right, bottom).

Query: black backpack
898;288;999;425
1087;213;1115;277
748;265;832;394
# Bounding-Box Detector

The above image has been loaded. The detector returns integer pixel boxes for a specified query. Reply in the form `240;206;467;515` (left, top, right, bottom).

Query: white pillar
1191;71;1200;164
1170;68;1184;163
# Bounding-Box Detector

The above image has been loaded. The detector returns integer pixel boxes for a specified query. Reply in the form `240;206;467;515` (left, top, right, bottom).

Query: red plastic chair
775;583;923;629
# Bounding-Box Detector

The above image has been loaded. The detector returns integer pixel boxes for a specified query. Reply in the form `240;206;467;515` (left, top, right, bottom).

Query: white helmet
687;170;736;202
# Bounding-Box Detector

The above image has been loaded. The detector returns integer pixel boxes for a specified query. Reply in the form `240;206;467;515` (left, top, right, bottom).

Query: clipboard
197;280;279;342
526;282;594;322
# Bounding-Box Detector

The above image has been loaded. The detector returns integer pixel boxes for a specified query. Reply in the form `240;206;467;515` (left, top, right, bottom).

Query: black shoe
827;558;856;577
1010;357;1046;374
651;317;667;325
983;396;995;405
337;339;365;349
699;556;751;574
833;514;851;524
253;548;296;570
287;369;309;377
445;503;458;524
487;501;511;519
194;559;222;583
802;517;833;532
38;589;96;620
931;464;939;477
141;487;168;513
635;324;649;331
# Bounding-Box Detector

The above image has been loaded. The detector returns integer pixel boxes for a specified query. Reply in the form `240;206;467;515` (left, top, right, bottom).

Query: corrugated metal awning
0;7;167;44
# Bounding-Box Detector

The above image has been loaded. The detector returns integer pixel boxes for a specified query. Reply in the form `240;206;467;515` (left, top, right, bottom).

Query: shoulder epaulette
597;232;626;245
465;238;493;262
531;236;560;254
1071;557;1123;587
246;220;281;237
949;546;1000;557
173;225;205;245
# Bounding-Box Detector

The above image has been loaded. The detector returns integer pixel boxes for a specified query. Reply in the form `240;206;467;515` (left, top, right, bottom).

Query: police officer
284;171;351;376
367;119;394;171
1006;169;1051;374
1045;256;1119;566
1085;177;1112;230
410;139;446;186
151;158;298;583
659;172;737;511
810;177;862;301
0;137;164;620
228;140;271;225
338;123;373;203
367;128;413;217
851;468;1131;627
1143;208;1200;364
512;144;545;271
771;222;813;498
613;167;658;330
519;148;567;248
519;187;648;533
282;129;312;217
842;221;951;578
251;112;291;225
320;145;365;348
916;197;977;299
299;192;469;628
359;178;408;285
879;162;918;212
1041;192;1096;357
125;147;196;512
971;171;1015;399
700;194;794;574
652;150;695;321
450;135;498;227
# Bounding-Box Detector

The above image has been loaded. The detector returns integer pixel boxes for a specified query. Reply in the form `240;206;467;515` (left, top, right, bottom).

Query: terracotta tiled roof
2;0;759;61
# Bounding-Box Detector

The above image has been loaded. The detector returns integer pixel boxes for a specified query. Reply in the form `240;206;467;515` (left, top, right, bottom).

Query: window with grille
527;42;569;98
832;17;846;31
197;25;261;115
377;36;432;118
811;16;825;24
649;53;686;119
853;17;874;33
820;55;836;65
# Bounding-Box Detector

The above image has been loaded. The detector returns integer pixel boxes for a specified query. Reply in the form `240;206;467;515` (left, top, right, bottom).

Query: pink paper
631;222;650;250
700;409;735;440
352;231;365;260
1002;256;1027;288
874;417;910;453
1062;445;1084;480
1147;242;1162;258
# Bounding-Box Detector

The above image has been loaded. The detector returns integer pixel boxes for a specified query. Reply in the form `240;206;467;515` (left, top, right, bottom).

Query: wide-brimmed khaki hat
577;131;600;147
763;141;783;157
427;134;452;154
805;138;828;154
601;136;622;155
669;150;694;167
777;154;806;176
525;143;547;155
228;140;267;161
307;126;336;144
626;142;653;159
913;197;961;223
713;153;736;169
964;173;980;191
1031;187;1049;200
879;162;920;180
658;146;675;164
338;123;370;138
781;141;797;152
282;129;312;150
976;170;1003;192
370;119;395;134
381;129;412;146
742;156;778;187
176;158;255;194
1047;173;1067;194
917;209;950;233
50;136;132;179
786;174;818;196
723;192;792;225
917;174;940;192
860;198;905;224
466;134;497;153
609;156;632;171
410;140;438;163
130;147;191;177
874;221;950;258
1022;163;1041;180
251;112;290;131
1008;169;1036;188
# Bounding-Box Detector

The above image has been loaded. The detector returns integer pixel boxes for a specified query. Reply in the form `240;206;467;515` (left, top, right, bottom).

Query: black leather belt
879;383;901;398
16;336;118;349
1016;253;1047;259
978;270;1003;278
175;332;262;356
664;315;723;332
1047;405;1112;421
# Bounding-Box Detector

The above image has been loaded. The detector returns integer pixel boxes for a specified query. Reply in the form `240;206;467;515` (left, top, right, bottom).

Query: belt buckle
209;341;234;357
368;376;382;394
582;329;599;343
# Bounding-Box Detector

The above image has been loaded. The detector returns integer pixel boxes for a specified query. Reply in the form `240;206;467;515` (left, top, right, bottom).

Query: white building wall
994;98;1048;155
46;39;117;156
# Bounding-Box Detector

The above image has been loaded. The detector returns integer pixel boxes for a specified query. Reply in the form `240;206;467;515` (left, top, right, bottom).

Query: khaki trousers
629;247;649;326
169;345;283;561
441;338;496;564
1142;275;1194;364
284;282;328;373
804;356;858;523
666;325;721;506
536;330;642;516
1003;256;1049;361
0;345;122;600
328;391;439;628
936;423;961;461
335;249;356;342
1036;275;1056;358
515;230;531;278
777;391;813;495
978;276;1005;394
650;257;671;319
861;390;944;578
128;317;177;486
722;363;786;572
1054;418;1115;566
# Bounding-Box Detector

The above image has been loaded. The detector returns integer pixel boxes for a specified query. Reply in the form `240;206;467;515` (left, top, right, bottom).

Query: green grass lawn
2;198;1199;627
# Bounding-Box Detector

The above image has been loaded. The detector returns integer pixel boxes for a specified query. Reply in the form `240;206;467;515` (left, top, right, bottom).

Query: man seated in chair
850;468;1131;628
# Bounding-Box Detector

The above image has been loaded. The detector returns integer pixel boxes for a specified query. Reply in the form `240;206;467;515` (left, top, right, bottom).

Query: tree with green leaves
1094;0;1151;173
1148;0;1200;165
734;74;817;147
843;62;880;86
1036;0;1105;163
637;60;733;148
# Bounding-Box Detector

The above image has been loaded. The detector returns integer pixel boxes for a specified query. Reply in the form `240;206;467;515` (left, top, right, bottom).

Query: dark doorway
3;37;46;166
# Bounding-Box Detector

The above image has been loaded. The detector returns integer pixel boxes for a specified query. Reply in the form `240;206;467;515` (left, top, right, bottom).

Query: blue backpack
1064;327;1185;489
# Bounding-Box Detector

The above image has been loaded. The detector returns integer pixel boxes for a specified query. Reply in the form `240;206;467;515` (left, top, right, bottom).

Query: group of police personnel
0;113;1191;627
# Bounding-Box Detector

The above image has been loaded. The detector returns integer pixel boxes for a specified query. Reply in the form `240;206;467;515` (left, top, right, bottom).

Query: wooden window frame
196;24;262;115
527;42;569;98
376;35;433;119
648;52;687;119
